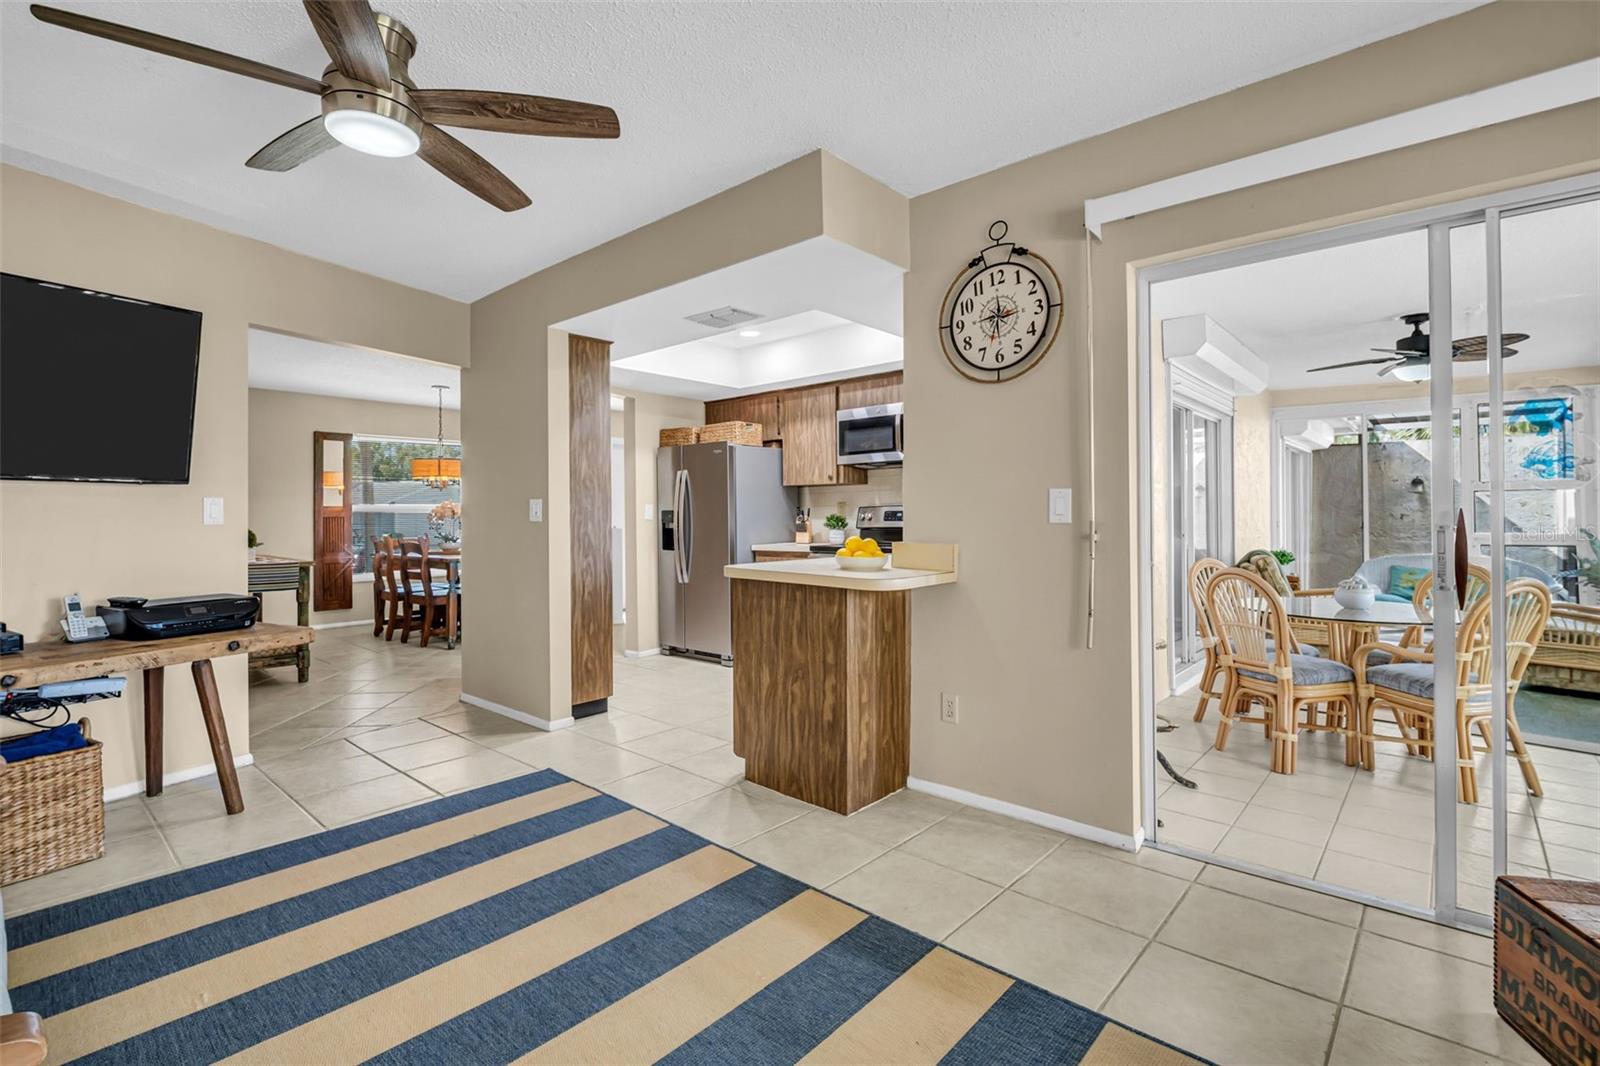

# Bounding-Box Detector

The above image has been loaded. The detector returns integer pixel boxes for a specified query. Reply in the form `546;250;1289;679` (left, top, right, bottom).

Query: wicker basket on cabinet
658;426;698;446
697;421;762;446
0;718;105;885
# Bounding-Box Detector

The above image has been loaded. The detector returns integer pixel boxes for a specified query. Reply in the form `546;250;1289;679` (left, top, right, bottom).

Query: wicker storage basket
659;426;698;446
699;421;761;446
0;718;105;885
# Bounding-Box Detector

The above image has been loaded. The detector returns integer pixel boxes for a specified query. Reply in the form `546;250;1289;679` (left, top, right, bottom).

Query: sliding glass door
1142;173;1598;928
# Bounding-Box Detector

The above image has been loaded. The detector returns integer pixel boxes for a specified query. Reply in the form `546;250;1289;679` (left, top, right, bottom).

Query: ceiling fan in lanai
30;1;622;211
1306;312;1529;382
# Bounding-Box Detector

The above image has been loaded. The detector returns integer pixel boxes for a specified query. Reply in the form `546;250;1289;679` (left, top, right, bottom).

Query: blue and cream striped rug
6;771;1205;1064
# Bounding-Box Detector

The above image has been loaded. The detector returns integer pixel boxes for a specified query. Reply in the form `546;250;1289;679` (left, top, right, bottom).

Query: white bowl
1333;587;1376;611
836;554;889;572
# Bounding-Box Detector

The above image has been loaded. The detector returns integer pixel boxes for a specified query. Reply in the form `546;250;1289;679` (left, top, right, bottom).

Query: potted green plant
1272;548;1299;590
247;529;262;562
824;513;848;545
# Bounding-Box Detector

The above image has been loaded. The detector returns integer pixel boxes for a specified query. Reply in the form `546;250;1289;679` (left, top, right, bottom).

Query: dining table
1282;595;1445;665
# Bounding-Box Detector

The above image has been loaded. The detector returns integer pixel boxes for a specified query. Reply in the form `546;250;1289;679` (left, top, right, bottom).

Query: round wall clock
939;220;1063;383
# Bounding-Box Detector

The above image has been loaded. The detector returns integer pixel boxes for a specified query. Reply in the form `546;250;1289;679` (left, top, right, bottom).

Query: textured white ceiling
0;1;1478;301
1150;198;1600;389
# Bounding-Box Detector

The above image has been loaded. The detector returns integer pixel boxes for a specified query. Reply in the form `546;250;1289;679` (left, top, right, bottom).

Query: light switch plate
203;497;224;526
1048;488;1072;524
644;504;655;520
528;498;543;523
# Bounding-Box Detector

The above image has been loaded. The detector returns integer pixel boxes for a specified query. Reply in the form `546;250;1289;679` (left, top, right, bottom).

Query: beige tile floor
5;627;1548;1066
1156;691;1600;916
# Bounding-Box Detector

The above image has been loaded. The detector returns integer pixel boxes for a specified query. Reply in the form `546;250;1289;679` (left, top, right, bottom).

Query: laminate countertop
725;557;956;592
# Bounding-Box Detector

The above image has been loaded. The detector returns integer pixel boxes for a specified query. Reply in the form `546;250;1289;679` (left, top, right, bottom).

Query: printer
96;595;259;641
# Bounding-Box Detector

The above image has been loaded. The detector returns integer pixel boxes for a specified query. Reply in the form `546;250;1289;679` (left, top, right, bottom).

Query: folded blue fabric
0;721;87;762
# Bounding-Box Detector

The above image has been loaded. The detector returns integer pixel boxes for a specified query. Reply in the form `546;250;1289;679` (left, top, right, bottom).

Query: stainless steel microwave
837;402;903;467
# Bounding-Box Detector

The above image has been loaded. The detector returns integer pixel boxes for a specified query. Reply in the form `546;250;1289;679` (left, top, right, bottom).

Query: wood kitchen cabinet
780;382;865;487
706;393;782;442
836;371;902;409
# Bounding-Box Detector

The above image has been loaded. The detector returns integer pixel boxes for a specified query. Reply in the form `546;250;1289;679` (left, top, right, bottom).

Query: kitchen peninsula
724;544;957;814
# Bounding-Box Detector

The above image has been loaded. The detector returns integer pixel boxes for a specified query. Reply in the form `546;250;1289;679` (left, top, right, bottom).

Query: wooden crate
1494;876;1600;1066
698;421;761;446
658;426;697;446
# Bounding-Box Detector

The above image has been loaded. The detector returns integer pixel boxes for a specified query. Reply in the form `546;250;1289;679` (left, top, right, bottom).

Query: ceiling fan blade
302;0;390;86
417;124;530;212
411;89;620;138
1452;332;1530;355
30;4;322;94
246;117;339;171
1308;357;1403;372
1369;347;1409;355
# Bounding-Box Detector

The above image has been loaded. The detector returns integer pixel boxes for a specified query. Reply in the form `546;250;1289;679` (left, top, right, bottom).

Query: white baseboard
905;776;1141;852
622;647;660;659
460;692;572;732
312;620;370;631
104;753;255;803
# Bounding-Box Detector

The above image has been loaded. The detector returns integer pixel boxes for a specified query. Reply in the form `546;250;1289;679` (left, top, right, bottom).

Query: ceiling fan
29;2;622;211
1306;312;1529;382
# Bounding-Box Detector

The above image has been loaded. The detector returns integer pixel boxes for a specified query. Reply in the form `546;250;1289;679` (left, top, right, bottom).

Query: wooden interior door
312;431;353;612
570;335;613;712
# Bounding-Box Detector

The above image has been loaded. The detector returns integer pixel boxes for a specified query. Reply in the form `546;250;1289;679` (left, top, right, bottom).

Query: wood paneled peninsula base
725;552;956;815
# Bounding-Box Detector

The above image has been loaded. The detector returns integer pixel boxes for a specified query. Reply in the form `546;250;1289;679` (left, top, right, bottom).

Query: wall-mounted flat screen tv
1;272;203;483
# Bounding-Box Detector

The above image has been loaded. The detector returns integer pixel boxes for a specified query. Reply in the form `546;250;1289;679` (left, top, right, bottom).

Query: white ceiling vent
685;306;762;330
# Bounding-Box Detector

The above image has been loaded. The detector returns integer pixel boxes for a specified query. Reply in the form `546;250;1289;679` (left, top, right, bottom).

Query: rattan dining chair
1353;578;1551;804
1205;567;1359;774
1188;557;1228;723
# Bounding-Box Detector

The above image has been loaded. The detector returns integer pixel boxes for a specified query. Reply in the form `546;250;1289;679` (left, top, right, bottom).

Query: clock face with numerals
940;251;1062;383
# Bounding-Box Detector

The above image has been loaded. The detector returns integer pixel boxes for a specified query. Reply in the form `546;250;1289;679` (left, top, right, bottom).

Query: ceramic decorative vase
828;529;845;545
1333;576;1377;611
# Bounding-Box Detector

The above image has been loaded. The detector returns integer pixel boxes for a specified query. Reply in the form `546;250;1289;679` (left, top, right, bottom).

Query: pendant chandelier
410;385;461;489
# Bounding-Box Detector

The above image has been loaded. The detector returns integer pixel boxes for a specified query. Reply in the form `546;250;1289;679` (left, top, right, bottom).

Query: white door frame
1136;171;1600;924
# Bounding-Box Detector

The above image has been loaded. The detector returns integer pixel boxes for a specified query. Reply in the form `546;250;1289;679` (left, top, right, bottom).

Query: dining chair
377;536;410;641
1188;557;1228;723
398;536;460;647
1396;564;1491;649
371;536;396;638
1353;578;1551;803
1205;567;1359;774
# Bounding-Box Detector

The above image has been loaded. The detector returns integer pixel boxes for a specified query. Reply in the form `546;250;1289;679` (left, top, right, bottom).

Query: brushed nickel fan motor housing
317;12;423;138
320;73;424;140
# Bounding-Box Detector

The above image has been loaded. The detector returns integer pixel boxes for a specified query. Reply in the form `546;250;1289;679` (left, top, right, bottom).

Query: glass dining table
1282;595;1443;665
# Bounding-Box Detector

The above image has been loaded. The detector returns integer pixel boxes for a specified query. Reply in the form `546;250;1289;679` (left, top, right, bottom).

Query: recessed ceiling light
739;329;762;339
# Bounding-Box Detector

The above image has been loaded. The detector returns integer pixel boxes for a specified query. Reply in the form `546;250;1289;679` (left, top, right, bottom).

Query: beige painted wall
904;1;1599;837
463;151;907;723
618;391;705;654
247;388;462;629
1233;392;1274;554
0;166;468;793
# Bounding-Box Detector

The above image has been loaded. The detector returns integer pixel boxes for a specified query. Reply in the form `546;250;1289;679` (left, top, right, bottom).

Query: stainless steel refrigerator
657;442;796;663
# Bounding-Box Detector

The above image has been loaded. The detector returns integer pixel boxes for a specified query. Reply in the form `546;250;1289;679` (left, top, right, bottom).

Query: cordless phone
61;593;110;643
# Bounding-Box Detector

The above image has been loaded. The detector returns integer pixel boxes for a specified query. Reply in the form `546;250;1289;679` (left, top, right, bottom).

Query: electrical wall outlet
528;498;544;522
940;692;959;724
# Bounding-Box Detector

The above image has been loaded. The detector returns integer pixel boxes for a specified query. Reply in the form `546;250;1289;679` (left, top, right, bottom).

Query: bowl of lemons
835;536;889;571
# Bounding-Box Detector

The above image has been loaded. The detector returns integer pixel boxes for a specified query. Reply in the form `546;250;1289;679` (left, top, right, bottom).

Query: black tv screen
1;273;203;483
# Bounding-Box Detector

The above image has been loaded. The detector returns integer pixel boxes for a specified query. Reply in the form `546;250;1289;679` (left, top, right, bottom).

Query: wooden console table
248;555;313;682
0;624;313;815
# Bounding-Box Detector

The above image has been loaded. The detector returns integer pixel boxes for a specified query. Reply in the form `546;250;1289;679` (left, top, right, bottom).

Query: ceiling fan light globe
1391;362;1431;383
323;108;420;157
